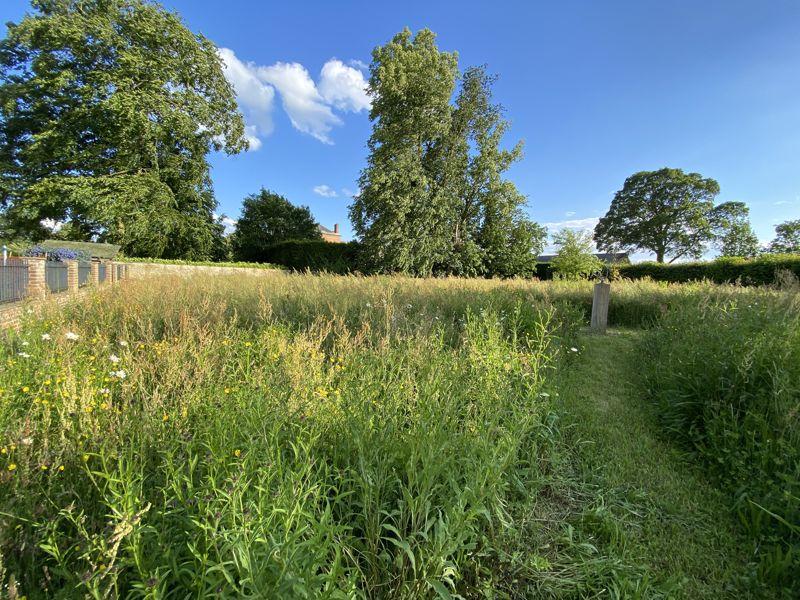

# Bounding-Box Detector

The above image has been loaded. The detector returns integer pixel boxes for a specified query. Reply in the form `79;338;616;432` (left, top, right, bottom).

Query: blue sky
3;0;799;256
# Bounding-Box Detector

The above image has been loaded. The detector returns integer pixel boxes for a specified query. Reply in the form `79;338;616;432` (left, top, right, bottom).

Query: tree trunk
656;250;665;263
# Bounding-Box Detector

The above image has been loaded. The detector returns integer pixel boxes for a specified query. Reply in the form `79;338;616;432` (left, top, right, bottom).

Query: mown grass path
556;329;755;598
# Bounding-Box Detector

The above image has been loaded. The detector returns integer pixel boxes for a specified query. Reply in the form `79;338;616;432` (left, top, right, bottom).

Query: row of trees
0;2;794;271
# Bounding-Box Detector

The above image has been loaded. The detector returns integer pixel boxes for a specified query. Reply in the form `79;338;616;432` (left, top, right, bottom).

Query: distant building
318;224;342;243
536;252;630;264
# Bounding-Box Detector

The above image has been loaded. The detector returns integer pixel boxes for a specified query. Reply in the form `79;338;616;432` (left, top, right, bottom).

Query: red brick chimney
333;223;339;234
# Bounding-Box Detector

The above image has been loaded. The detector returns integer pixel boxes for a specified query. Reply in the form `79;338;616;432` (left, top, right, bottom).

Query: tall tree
711;201;760;258
594;168;720;263
0;0;246;258
231;189;320;262
350;29;544;277
769;219;800;254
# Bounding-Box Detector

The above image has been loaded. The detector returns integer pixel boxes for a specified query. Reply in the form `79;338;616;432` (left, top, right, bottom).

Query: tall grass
640;290;800;592
0;274;585;598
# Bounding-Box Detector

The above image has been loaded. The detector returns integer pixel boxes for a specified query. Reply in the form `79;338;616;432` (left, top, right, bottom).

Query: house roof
537;252;630;264
318;224;336;234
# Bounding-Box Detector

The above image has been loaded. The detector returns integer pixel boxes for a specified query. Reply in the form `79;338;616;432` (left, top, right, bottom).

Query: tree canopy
711;201;760;258
0;0;246;259
769;219;800;254
350;29;544;277
594;168;721;263
231;189;320;262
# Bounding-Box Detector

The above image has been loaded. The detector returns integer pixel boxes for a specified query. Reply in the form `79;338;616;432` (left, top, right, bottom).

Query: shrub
25;245;88;262
260;239;362;273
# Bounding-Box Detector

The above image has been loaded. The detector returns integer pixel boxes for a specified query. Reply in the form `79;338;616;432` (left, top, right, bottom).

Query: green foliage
711;201;761;258
770;219;800;254
0;0;246;259
549;229;603;280
36;239;120;260
616;254;800;285
260;240;361;274
595;168;721;263
231;189;321;261
640;293;800;591
351;30;544;277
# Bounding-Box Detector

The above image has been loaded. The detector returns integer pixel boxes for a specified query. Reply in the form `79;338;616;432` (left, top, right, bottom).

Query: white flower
538;392;551;398
365;302;371;308
64;332;79;341
570;347;579;353
110;370;126;380
21;341;29;347
20;437;33;446
406;304;412;309
26;309;33;314
109;354;121;364
41;333;51;341
17;352;31;358
99;387;111;395
118;340;128;347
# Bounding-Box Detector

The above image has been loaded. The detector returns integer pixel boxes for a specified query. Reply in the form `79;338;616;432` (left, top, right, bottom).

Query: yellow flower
44;380;51;386
244;341;253;347
82;454;89;462
100;402;109;410
8;463;16;471
0;447;5;454
58;465;65;472
21;386;29;393
40;464;48;471
234;449;241;457
224;388;231;394
162;414;169;422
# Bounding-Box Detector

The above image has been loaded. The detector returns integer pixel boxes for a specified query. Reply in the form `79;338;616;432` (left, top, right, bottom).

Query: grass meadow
0;274;797;598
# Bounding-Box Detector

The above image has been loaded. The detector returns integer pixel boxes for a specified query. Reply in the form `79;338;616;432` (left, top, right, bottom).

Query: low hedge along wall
260;240;362;274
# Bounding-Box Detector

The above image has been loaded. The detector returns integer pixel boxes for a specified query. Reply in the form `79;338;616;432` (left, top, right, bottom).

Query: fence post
590;281;611;333
26;256;47;300
90;260;100;286
66;260;79;292
108;260;117;284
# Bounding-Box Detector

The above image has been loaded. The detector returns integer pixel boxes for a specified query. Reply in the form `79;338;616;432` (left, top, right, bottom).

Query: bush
617;254;800;285
25;245;88;262
260;239;362;274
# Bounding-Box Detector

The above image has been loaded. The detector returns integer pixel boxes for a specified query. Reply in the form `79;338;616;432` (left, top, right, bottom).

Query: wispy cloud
543;216;601;233
313;184;338;197
565;211;576;217
218;48;370;147
213;213;238;235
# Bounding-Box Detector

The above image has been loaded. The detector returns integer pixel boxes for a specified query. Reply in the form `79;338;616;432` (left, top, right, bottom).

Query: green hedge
533;255;800;286
617;254;800;285
260;240;362;274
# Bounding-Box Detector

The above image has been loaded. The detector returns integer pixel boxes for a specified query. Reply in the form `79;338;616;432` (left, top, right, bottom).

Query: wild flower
162;414;169;422
21;341;29;346
109;354;121;364
64;332;79;341
118;340;128;347
570;347;579;352
7;463;16;471
234;449;241;457
109;369;127;379
18;352;30;358
21;386;29;393
99;388;111;395
21;437;32;446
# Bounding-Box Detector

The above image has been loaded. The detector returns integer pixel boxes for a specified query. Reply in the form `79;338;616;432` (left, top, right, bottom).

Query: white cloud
318;59;371;113
565;211;576;217
258;62;341;144
543;216;601;233
219;49;370;146
349;59;369;71
313;184;338;197
40;218;64;233
218;48;275;151
213;213;238;236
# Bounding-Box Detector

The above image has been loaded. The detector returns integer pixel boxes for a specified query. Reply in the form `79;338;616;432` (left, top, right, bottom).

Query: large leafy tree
0;0;246;258
350;29;544;276
711;201;760;258
231;189;320;262
769;219;800;254
594;168;720;263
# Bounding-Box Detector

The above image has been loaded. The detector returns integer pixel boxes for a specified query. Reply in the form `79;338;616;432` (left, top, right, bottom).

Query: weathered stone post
591;281;611;333
26;256;47;299
90;260;100;286
65;260;79;292
108;260;117;284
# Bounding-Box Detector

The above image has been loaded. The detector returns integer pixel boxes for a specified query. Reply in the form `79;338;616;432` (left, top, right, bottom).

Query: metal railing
78;262;91;287
0;258;29;304
98;262;107;283
45;261;68;293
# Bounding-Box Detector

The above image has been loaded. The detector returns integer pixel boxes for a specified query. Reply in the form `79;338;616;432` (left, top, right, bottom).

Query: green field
0;274;797;598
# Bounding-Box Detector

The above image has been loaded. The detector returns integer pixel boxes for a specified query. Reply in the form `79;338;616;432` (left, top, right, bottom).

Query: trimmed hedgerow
617;254;800;285
260;239;362;274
